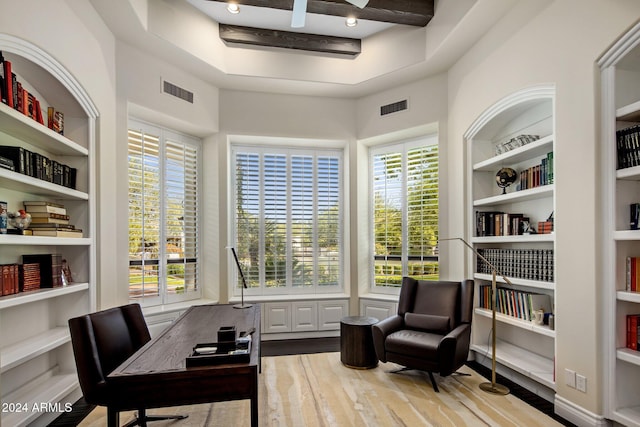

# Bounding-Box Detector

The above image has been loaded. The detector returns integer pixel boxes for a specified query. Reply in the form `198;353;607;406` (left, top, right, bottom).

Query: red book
629;315;639;350
22;88;28;116
3;60;12;108
632;257;637;292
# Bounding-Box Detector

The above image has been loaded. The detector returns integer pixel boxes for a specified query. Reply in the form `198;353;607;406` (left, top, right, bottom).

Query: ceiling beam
207;0;434;27
219;24;361;56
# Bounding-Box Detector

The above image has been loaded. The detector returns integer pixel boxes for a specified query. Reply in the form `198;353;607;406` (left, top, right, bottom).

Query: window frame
230;142;345;297
127;118;202;306
369;135;439;295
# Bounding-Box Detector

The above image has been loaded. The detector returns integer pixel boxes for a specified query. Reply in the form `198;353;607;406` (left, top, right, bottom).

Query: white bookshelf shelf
617;347;640;366
473;135;554;171
474;307;556;338
614;406;640;427
473;184;554;207
471;234;554;244
1;372;78;427
616;164;640;180
0;282;89;310
0;167;88;200
471;340;555;390
0;234;91;245
474;273;555;290
617;99;640;122
614;230;640;241
1;327;70;373
0;101;88;156
617;291;640;304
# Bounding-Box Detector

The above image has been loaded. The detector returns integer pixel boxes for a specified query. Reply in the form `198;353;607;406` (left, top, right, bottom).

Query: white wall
446;0;640;415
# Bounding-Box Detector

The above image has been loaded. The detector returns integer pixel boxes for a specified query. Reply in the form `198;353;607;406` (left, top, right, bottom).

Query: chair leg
427;371;439;392
121;408;189;427
107;407;119;427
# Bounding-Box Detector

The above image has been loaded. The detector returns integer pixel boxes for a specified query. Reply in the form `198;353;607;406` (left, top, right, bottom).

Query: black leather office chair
372;277;474;392
68;303;187;427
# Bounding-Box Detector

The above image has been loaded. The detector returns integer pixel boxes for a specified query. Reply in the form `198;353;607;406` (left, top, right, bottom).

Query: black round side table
340;316;379;369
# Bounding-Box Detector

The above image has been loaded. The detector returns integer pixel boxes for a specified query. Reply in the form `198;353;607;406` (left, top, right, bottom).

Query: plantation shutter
233;146;342;295
164;137;199;295
371;137;439;290
128;128;161;300
128;120;201;305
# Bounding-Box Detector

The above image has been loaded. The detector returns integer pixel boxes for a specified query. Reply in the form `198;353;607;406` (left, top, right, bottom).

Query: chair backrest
68;304;151;403
397;277;473;333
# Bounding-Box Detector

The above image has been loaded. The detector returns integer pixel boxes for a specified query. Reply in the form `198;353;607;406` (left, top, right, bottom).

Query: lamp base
233;303;253;309
479;382;509;395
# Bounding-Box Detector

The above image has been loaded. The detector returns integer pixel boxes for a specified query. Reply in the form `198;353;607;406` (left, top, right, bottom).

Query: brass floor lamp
441;237;511;395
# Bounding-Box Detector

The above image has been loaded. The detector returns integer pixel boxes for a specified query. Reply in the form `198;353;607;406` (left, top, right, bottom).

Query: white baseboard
554;395;609;427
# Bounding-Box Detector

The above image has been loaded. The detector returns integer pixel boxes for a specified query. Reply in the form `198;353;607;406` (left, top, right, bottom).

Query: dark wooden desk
109;304;261;427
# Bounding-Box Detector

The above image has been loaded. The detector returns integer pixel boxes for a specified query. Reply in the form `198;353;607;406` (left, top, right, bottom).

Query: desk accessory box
185;340;251;367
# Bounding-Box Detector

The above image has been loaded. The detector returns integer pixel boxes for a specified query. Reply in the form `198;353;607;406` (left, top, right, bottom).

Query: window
371;136;439;292
231;144;343;295
128;119;201;305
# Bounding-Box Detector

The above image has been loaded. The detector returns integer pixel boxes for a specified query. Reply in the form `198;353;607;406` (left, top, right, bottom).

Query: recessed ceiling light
345;17;358;27
227;3;240;14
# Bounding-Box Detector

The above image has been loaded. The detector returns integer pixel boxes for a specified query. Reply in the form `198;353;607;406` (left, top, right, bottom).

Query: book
0;146;27;174
53;110;64;135
23;201;66;215
32;229;82;238
20;263;40;291
29;217;70;225
2;60;12;108
21;254;63;287
27;223;76;230
28;212;69;220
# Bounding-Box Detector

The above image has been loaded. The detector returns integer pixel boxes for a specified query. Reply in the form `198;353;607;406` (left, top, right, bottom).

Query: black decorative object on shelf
495;167;517;194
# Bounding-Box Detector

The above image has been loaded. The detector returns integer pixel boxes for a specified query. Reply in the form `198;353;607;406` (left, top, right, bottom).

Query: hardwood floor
53;337;575;426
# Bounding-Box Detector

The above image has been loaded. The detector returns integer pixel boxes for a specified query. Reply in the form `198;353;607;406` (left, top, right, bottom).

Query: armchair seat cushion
385;329;442;360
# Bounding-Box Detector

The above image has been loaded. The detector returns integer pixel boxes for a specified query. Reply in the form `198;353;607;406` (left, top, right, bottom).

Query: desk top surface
109;303;261;378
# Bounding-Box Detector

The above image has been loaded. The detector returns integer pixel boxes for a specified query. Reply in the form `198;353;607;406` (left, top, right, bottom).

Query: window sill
230;293;349;303
358;293;400;302
141;298;219;316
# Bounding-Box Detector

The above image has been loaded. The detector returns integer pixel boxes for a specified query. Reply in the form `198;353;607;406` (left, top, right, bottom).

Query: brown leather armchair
372;277;474;392
68;303;187;427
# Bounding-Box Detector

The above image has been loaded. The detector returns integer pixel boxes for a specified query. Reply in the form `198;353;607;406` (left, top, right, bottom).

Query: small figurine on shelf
7;209;31;234
61;259;73;285
0;201;7;234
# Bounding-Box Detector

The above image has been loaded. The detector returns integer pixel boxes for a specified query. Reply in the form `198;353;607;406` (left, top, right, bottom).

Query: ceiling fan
291;0;370;28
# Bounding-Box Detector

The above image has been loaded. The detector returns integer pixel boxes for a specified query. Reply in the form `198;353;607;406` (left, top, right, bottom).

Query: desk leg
107;408;118;427
251;369;259;427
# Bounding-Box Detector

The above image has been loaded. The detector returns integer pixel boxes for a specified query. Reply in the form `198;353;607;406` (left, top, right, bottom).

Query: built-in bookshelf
600;21;640;427
0;35;96;427
465;85;556;402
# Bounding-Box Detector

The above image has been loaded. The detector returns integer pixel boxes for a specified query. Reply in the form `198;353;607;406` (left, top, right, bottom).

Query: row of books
515;152;554;191
0;257;60;296
23;201;82;238
475;211;531;236
616;125;640;170
477;248;555;282
627;314;640;351
0;264;19;296
478;285;552;322
625;257;640;292
0;52;64;134
0;145;77;189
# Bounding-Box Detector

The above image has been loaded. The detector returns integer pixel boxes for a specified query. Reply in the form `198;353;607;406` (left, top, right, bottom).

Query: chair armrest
438;323;471;376
371;315;403;363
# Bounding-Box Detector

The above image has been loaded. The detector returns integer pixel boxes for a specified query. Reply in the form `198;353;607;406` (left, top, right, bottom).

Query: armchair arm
438;323;472;376
371;315;403;363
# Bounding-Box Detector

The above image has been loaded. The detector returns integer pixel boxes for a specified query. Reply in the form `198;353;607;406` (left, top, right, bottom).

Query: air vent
380;99;408;116
163;80;194;104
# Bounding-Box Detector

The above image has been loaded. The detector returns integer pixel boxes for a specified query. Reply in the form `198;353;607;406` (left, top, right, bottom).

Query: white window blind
128;120;201;305
371;137;439;291
232;145;343;295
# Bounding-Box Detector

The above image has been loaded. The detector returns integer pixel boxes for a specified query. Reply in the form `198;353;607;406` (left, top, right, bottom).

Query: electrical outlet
565;369;576;388
576;374;587;392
